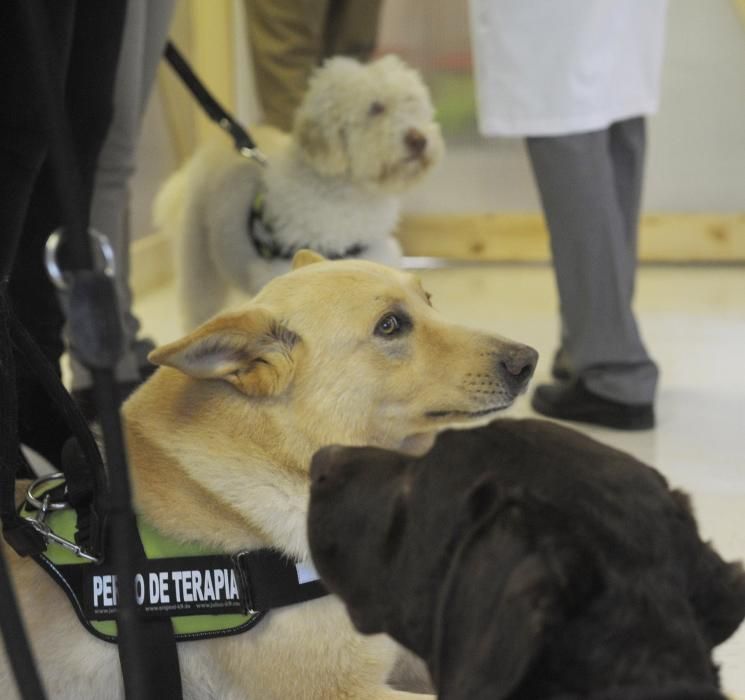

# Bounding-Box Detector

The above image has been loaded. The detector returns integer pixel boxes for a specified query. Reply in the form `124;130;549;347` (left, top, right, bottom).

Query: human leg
1;1;76;466
244;0;330;131
72;0;176;402
548;116;650;385
2;1;126;464
610;116;646;294
322;0;383;60
526;126;658;428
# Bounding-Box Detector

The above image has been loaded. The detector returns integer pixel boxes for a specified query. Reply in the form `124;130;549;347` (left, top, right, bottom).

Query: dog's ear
293;112;348;176
433;486;590;700
292;249;326;270
671;489;745;647
434;520;559;700
147;308;300;396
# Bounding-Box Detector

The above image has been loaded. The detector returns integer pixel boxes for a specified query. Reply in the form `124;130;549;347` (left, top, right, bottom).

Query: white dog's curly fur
156;55;444;329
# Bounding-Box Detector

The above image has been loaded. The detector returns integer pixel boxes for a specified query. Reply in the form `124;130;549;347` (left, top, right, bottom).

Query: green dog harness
21;476;327;644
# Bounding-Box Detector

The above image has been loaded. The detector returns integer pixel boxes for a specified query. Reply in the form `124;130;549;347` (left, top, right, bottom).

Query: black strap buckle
232;550;259;615
232;549;329;615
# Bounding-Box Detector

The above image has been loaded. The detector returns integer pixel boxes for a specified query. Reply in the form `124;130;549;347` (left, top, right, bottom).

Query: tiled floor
134;262;745;697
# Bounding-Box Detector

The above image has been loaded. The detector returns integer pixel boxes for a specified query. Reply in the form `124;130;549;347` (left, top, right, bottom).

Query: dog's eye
376;314;401;336
368;101;386;116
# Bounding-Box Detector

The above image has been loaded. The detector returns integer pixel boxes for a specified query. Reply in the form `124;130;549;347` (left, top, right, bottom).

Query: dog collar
247;190;368;261
22;498;328;644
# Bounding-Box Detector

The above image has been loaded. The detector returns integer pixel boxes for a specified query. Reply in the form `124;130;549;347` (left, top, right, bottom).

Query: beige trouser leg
245;0;382;131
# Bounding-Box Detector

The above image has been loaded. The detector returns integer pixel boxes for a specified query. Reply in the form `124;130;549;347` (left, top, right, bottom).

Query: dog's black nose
310;446;344;487
404;128;427;156
499;345;539;391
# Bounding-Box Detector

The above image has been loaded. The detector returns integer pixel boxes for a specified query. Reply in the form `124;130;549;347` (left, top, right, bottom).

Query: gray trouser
526;117;658;405
71;0;176;389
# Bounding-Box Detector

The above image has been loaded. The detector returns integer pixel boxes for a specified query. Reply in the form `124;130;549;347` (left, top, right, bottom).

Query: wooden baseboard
132;213;745;295
397;213;745;263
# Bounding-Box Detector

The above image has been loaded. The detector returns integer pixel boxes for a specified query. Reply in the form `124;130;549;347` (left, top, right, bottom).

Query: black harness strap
234;550;328;612
40;549;327;631
247;194;368;262
9;315;107;556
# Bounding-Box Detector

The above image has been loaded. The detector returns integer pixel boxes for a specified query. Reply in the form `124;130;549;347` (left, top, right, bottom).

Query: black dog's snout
310;446;346;487
404;128;427;156
499;345;538;390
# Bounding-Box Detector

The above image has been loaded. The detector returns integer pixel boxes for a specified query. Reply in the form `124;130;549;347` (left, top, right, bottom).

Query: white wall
647;0;745;212
403;0;745;214
132;0;745;238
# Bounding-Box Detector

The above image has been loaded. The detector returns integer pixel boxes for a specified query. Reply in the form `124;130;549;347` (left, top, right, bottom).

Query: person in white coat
469;0;668;430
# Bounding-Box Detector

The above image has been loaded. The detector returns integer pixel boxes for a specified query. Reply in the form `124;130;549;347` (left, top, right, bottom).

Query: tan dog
1;253;537;699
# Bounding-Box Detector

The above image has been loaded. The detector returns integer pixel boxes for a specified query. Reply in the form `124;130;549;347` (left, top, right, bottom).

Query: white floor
133;263;745;697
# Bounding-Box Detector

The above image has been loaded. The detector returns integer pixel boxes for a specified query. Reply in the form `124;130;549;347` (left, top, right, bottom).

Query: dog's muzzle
497;344;538;395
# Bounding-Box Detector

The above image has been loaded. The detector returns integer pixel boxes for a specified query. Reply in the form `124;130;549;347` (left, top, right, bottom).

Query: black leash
164;41;371;263
163;40;267;165
0;295;46;700
0;2;183;698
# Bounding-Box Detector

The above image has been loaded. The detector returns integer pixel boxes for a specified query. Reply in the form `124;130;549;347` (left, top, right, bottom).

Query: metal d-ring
45;228;116;290
23;473;101;564
25;472;70;512
238;145;268;166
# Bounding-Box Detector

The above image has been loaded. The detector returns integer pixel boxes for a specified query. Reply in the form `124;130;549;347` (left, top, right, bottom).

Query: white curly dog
156;55;444;330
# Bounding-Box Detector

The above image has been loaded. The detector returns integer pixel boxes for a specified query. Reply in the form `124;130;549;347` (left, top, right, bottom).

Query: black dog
307;419;745;700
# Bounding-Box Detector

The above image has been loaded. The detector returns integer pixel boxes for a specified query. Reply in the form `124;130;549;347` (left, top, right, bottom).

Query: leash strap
163;41;375;262
0;292;47;700
11;2;183;697
8;315;108;557
163;41;267;165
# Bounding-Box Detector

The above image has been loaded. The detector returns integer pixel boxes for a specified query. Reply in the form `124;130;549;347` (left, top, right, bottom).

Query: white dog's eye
368;101;386;116
376;314;401;336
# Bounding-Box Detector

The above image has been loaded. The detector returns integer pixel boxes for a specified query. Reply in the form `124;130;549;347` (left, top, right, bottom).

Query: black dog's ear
671;490;745;647
432;502;562;700
465;477;525;524
465;478;501;522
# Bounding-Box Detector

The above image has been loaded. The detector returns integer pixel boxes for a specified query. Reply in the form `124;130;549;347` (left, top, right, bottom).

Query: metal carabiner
25;472;69;511
23;473;102;564
44;227;116;290
238;145;268;167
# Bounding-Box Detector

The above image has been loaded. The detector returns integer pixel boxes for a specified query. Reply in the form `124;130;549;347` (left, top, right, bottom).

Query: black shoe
552;365;572;381
531;380;655;431
551;348;572;381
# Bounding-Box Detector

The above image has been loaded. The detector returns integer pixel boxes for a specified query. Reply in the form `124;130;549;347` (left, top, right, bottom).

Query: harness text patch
84;556;244;620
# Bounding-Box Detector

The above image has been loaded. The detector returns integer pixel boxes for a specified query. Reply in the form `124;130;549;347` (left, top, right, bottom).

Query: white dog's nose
404;128;427;156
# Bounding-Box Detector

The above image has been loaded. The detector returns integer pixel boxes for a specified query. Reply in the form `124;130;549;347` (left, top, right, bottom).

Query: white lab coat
469;0;668;137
